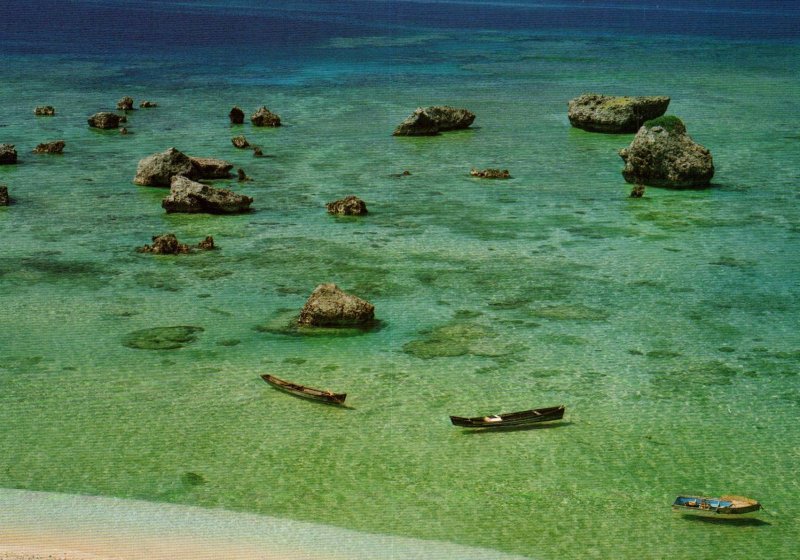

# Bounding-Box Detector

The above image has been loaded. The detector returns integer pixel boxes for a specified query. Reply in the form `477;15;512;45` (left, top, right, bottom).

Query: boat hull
261;374;346;405
450;405;565;428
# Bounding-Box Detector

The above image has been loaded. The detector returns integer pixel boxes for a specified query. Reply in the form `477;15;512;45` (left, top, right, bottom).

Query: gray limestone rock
568;93;670;133
298;283;375;327
162;175;253;214
88;112;122;129
393;106;475;136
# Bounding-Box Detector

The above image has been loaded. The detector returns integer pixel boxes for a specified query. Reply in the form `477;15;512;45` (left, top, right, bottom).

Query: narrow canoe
261;374;346;405
450;405;565;428
672;495;762;516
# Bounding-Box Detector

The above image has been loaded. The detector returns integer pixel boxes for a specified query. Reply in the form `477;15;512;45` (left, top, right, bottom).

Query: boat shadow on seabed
678;515;771;527
458;420;573;435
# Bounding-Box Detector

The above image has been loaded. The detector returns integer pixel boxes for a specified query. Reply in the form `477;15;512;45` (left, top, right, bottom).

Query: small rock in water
116;96;134;110
237;168;250;182
34;105;55;116
229;106;245;124
231;135;250;149
0;185;9;206
629;184;645;198
33;140;65;154
250;106;281;127
0;144;18;164
326;195;368;215
253;147;263;157
87;112;122;129
197;236;215;250
470;168;510;179
120;127;129;135
393;106;475;136
139;100;158;108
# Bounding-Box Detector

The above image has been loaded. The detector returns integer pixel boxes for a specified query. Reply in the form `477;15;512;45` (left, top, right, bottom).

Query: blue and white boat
672;495;762;517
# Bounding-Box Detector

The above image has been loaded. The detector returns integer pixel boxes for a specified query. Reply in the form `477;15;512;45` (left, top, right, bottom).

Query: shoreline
0;489;534;560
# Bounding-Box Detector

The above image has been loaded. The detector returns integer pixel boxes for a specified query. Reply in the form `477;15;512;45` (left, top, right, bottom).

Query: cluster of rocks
568;93;714;189
0;185;9;206
229;106;281;127
326;195;368;216
137;233;215;254
0;144;17;164
34;106;55;116
33;140;65;154
231;135;265;158
470;168;510;179
393;106;475;136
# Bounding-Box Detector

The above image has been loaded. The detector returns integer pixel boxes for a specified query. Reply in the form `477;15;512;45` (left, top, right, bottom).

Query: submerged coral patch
529;305;609;321
122;326;204;350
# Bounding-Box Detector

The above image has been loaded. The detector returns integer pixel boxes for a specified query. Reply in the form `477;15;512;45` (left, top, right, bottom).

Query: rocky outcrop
139;100;158;108
0;185;9;206
88;112;122;129
33;140;65;154
0;144;17;164
250;106;281;127
470;168;510;179
629;184;645;198
619;116;714;188
298;283;375;327
568;93;670;133
393;106;475;136
137;233;215;254
326;195;368;215
34;106;55;116
133;148;233;186
117;96;134;110
162;175;253;214
231;136;250;149
229;106;245;124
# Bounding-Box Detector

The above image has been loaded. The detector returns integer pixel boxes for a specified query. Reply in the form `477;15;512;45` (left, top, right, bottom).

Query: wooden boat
450;405;565;428
672;495;762;517
261;374;346;405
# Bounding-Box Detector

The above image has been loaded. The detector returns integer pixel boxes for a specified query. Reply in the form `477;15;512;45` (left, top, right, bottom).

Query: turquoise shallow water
1;3;799;558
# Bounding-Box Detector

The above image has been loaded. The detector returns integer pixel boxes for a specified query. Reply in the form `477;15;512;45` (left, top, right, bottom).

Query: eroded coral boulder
162;175;253;214
229;106;245;124
0;144;18;164
139;100;158;108
470;168;510;179
250;106;281;127
0;185;9;206
34;106;55;116
231;136;250;149
619;116;714;188
393;106;475;136
88;112;122;129
134;148;194;186
189;157;234;179
33;140;65;154
326;195;368;215
117;96;134;110
568;93;670;133
298;283;375;327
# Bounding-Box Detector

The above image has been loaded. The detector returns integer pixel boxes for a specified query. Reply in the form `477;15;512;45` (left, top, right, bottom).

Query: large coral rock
619;116;714;188
162;175;253;214
88;112;122;129
229;106;245;124
568;93;670;133
0;185;9;206
117;96;134;110
298;283;375;327
33;140;65;154
0;144;18;164
326;195;368;215
393;106;475;136
133;148;233;186
34;106;55;116
250;106;281;127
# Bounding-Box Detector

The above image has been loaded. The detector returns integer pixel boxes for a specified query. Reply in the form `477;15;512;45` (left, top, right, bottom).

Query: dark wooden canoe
450;405;565;428
261;374;346;405
672;495;762;516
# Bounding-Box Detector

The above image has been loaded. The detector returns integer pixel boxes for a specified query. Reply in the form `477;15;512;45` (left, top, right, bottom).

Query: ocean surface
1;1;799;558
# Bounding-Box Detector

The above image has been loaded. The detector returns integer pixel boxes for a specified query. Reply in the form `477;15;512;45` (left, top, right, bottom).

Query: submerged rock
0;185;9;206
229;106;245;124
122;325;204;350
568;93;670;133
326;195;368;215
137;233;215;254
0;144;18;164
629;184;645;198
34;106;55;116
619;116;714;188
470;168;510;179
88;112;122;129
116;96;134;110
253;147;263;157
393;106;475;136
133;148;233;186
298;283;375;327
231;135;250;149
162;175;253;214
250;106;281;127
33;140;65;154
139;100;158;108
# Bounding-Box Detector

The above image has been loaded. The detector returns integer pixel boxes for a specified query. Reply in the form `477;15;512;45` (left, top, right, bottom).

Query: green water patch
0;257;118;287
402;316;522;360
122;325;204;350
133;271;185;292
528;304;609;321
647;360;742;400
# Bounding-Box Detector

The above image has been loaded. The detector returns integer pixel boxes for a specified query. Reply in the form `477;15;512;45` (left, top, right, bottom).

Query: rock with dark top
568;93;670;134
117;96;134;110
34;106;55;116
120;127;129;135
231;136;250;149
393;106;475;136
133;148;233;186
470;168;510;179
33;140;65;154
326;195;368;215
298;283;375;327
253;147;263;157
139;100;158;108
237;168;250;182
88;112;122;129
619;116;714;188
162;175;253;214
0;144;18;164
197;236;215;250
229;106;245;124
137;233;191;254
629;184;645;198
0;185;9;206
250;106;281;127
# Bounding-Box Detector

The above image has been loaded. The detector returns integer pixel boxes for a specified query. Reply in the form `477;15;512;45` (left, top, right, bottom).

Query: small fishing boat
450;405;565;428
672;495;762;517
261;374;346;405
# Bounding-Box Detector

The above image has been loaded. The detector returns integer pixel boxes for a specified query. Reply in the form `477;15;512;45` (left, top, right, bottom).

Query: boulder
34;106;55;116
197;236;215;250
88;112;122;129
619;116;714;188
133;148;233;186
236;168;250;182
298;283;375;327
33;140;65;154
137;233;191;254
326;195;368;215
629;184;645;198
393;105;475;136
162;175;253;214
470;168;510;179
117;96;134;110
229;106;245;124
250;106;281;127
0;185;9;206
139;100;158;108
567;93;670;133
231;135;250;149
0;144;18;164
